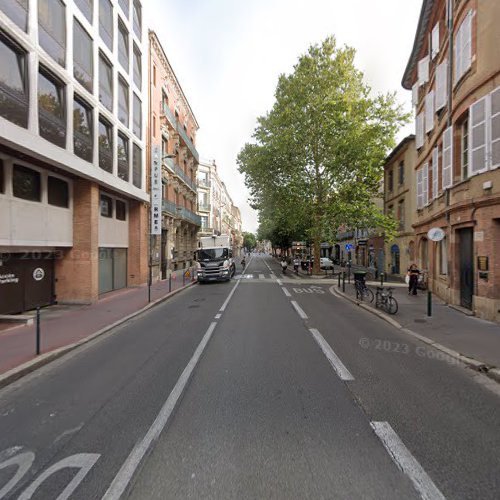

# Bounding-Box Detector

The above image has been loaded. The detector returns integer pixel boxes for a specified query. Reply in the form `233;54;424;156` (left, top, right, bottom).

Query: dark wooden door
458;228;474;309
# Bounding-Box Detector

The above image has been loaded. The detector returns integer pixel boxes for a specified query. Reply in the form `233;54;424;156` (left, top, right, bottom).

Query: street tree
242;232;257;252
238;36;406;273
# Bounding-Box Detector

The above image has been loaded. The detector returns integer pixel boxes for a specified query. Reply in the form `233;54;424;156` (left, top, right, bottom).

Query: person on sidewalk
407;264;420;295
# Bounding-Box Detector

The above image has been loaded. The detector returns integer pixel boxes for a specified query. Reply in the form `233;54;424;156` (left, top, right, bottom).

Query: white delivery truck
196;235;236;283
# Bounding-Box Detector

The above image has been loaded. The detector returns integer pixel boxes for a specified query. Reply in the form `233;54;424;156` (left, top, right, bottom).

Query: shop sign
0;273;19;285
477;256;489;272
151;144;162;236
427;227;445;242
33;268;45;281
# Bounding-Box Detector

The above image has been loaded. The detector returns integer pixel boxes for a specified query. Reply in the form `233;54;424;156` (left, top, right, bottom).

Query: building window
38;69;66;148
0;33;28;128
118;0;129;18
439;237;448;275
152;114;156;137
99;0;113;50
118;19;129;71
38;0;66;67
116;199;127;220
454;11;472;84
132;43;141;90
162;136;168;159
132;0;141;38
73;19;93;93
73;96;93;162
1;0;28;31
48;176;69;208
162;91;168;112
13;165;41;201
398;161;404;185
133;93;141;137
201;216;208;230
388;169;393;192
398;199;405;230
74;0;93;23
117;132;129;181
100;194;113;217
118;76;129;127
132;143;141;188
98;117;113;173
99;53;113;111
462;118;469;180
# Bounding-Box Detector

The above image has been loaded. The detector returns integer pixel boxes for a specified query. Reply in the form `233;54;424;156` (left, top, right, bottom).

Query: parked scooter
280;259;287;274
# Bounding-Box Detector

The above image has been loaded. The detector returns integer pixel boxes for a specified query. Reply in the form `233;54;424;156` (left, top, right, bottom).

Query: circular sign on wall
427;227;445;242
33;268;45;281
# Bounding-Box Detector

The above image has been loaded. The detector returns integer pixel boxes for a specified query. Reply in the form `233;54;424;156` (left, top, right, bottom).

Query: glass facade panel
133;93;141;137
38;0;66;67
118;0;129;18
73;19;93;92
0;0;28;31
0;35;28;127
132;0;141;38
38;70;66;148
48;176;69;208
117;132;129;181
118;20;129;70
99;0;113;50
13;165;41;201
118;77;129;127
74;0;93;23
73;97;93;162
98;117;113;172
132;44;141;90
132;143;141;188
99;53;113;111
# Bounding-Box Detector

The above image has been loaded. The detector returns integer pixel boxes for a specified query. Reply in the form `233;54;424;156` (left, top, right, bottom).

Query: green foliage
238;36;409;271
242;232;257;251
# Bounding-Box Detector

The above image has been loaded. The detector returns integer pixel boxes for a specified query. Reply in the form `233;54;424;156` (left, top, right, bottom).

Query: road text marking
309;329;354;381
291;301;308;320
370;421;446;500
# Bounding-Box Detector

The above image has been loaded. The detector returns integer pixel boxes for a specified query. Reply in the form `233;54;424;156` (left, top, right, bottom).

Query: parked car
320;257;334;270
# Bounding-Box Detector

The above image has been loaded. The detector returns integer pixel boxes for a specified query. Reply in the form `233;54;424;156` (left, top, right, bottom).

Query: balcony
198;203;211;213
162;200;201;226
161;104;199;162
162;156;197;193
197;179;210;188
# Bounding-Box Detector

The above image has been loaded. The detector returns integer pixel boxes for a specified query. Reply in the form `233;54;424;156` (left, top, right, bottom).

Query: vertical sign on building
151;144;162;235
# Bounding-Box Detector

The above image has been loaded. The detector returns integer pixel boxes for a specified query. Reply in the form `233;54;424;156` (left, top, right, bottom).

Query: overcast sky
145;1;423;233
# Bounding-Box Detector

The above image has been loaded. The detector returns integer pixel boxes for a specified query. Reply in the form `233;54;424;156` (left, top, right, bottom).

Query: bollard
183;271;185;286
338;272;341;288
169;273;172;293
342;272;346;293
427;291;432;317
36;307;41;355
380;272;384;287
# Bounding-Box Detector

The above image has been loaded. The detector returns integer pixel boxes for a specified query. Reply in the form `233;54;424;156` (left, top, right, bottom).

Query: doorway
458;228;473;309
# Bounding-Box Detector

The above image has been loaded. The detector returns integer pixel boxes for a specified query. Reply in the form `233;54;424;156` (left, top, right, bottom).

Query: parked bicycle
375;287;398;315
354;278;374;303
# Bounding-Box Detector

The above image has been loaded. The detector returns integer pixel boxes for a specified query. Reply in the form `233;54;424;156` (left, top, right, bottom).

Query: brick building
383;135;417;279
403;0;500;320
149;31;200;279
0;0;149;314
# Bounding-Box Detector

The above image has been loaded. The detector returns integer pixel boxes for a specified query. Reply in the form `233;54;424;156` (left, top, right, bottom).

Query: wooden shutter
425;91;435;133
418;56;430;86
432;147;439;199
412;83;419;107
442;126;453;188
416;168;423;209
462;11;472;74
416;112;424;149
490;86;500;170
469;95;488;176
436;61;447;111
454;19;463;83
432;23;440;59
423;163;429;206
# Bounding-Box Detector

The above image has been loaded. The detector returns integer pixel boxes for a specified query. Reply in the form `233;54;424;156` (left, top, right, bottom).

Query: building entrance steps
0;268;196;383
335;280;500;373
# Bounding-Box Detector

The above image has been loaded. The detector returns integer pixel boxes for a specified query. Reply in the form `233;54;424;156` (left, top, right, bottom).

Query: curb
329;285;499;384
0;281;197;390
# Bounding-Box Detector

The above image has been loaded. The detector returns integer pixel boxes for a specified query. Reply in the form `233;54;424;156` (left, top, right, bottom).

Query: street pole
36;307;41;355
427;291;432;317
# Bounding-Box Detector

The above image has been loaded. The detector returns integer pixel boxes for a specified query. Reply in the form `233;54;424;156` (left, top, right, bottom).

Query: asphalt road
1;255;499;499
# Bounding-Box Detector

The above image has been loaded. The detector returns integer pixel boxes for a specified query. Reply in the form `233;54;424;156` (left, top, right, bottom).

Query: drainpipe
447;0;454;128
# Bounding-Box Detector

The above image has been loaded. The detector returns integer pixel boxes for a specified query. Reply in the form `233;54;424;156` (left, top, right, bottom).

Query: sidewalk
0;268;196;378
337;280;500;371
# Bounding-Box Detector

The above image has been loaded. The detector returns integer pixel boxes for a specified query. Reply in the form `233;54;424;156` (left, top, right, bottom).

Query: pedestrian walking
407;263;420;295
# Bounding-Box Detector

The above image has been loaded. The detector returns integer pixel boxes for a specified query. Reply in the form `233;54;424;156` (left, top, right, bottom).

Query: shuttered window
435;60;447;112
442;126;453;188
432;147;439;199
416;168;423;209
425;91;434;133
422;163;429;206
455;10;472;84
418;56;429;86
412;83;419;107
490;87;500;170
416;112;424;149
431;23;440;59
469;95;488;176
